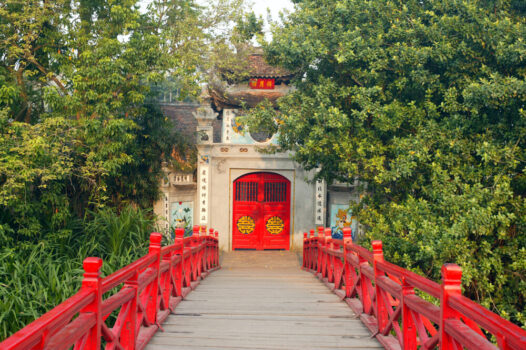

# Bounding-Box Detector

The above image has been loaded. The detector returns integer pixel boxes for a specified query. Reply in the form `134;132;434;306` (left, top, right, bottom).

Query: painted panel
222;109;279;145
314;179;325;225
198;157;209;224
230;115;256;144
171;201;193;237
329;204;358;240
249;78;275;90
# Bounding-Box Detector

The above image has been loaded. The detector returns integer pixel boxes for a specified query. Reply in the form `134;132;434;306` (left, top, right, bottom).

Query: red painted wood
302;231;526;350
401;278;417;350
232;172;290;250
5;219;526;350
249;78;275;89
0;229;221;350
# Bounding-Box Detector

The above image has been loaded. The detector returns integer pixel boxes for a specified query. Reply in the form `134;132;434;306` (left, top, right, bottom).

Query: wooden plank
148;335;383;349
145;251;381;349
159;321;372;336
162;314;360;322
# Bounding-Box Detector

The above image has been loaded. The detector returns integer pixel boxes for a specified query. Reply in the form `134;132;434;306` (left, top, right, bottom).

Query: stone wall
197;143;317;251
161;103;222;142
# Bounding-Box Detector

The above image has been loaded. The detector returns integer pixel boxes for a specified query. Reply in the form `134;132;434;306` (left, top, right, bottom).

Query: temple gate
232;172;290;250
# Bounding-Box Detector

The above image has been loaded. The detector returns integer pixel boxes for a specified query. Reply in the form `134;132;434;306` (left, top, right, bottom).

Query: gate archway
232;172;291;250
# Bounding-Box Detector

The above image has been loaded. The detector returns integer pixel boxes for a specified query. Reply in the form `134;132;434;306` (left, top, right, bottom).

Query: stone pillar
193;93;217;145
194;91;217;227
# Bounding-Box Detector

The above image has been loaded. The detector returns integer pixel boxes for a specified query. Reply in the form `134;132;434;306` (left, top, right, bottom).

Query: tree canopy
0;0;259;339
0;0;257;241
249;0;526;326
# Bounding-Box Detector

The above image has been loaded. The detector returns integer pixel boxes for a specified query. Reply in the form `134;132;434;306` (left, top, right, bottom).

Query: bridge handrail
302;227;526;350
0;226;220;350
448;294;526;350
102;253;157;294
375;259;441;299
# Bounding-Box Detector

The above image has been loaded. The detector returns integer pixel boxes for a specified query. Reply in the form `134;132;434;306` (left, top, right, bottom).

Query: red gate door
232;173;290;250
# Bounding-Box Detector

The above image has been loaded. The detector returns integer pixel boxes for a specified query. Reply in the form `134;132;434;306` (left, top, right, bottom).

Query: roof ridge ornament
194;84;217;144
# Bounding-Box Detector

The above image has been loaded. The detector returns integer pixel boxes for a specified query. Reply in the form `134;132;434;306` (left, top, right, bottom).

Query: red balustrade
303;227;526;350
1;226;221;350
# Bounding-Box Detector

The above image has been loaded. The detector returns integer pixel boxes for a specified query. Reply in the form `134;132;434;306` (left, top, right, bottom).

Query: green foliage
0;105;184;241
240;99;280;137
251;0;526;327
234;12;264;42
0;0;253;239
0;0;254;340
0;206;154;341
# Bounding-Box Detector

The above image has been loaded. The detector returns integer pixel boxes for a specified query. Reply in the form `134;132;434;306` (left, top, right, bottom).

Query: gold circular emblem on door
266;216;284;235
237;216;255;234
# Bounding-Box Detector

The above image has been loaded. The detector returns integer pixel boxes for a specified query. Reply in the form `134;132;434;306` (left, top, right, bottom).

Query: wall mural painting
329;204;357;240
230;116;255;144
171;201;193;237
229;115;279;145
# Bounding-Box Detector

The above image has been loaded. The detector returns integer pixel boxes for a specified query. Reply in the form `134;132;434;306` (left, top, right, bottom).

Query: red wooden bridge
1;226;526;350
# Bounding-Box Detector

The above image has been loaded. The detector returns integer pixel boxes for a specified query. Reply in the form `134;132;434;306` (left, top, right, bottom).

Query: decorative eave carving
208;80;292;111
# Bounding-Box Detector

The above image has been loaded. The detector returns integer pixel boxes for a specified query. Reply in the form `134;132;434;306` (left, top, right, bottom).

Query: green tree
0;0;256;340
249;0;526;326
0;0;255;239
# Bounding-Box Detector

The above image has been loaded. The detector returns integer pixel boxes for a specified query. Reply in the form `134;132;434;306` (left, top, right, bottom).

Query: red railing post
161;237;173;311
147;232;162;325
326;228;334;283
214;230;219;267
342;228;352;241
317;226;324;275
174;228;184;297
79;257;103;350
401;277;417;350
324;228;332;280
343;227;352;298
192;225;200;281
372;240;388;333
308;231;312;267
439;264;462;350
359;253;372;315
307;231;312;270
309;229;315;270
303;232;308;269
208;228;215;270
199;226;206;276
183;230;192;294
120;269;138;349
192;225;200;239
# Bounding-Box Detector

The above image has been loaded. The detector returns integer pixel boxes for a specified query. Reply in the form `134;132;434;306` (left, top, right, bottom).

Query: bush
0;206;155;341
254;0;526;328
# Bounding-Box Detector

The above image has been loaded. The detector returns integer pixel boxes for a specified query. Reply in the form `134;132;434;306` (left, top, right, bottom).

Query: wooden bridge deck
145;251;381;350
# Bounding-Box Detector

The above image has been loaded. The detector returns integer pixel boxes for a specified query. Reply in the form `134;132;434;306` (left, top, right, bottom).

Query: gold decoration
266;216;284;235
237;216;255;234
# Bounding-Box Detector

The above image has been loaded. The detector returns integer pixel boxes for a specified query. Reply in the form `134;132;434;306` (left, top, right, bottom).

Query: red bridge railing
1;225;220;350
303;227;526;350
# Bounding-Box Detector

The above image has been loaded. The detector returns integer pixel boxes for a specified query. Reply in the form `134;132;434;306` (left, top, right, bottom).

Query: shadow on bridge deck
146;251;382;349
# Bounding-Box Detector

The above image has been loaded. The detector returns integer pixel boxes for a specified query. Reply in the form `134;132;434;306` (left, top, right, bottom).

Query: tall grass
0;206;155;341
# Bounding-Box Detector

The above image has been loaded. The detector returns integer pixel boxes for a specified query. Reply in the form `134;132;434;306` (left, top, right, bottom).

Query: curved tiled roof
248;51;292;78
